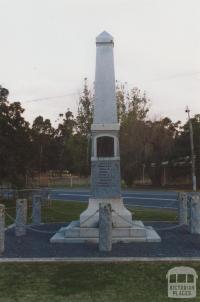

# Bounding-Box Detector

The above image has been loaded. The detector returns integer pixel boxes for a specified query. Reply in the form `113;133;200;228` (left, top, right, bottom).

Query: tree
120;87;150;186
144;118;180;186
56;110;76;174
31;116;57;173
0;86;31;187
76;78;93;136
116;81;126;122
75;78;93;176
174;114;200;186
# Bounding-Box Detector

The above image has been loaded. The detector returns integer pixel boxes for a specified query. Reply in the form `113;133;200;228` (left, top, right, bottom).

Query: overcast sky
0;0;200;125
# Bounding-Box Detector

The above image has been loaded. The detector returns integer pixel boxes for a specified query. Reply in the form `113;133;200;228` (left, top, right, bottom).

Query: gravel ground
1;222;200;258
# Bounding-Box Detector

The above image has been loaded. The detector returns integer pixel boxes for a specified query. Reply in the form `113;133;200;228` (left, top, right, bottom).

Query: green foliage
0;86;31;187
31;115;58;173
119;85;150;186
116;82;126;122
144;118;181;186
73;78;93;176
1;81;200;188
173;114;200;185
76;78;93;136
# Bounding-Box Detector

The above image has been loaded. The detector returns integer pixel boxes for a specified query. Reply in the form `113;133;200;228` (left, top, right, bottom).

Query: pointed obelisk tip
96;31;114;44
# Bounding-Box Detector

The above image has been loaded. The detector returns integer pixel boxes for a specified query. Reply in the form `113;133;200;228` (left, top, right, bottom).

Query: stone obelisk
50;31;161;243
80;31;132;228
91;31;121;198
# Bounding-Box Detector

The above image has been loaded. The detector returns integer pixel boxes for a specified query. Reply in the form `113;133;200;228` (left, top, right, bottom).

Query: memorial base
50;198;161;244
50;220;160;243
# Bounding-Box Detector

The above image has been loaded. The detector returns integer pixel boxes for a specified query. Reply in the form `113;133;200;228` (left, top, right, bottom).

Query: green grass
0;262;200;301
42;201;87;223
42;201;177;223
131;207;177;221
49;184;90;189
1;199;177;226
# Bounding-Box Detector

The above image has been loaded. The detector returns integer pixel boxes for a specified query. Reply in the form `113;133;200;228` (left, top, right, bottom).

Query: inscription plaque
91;160;121;198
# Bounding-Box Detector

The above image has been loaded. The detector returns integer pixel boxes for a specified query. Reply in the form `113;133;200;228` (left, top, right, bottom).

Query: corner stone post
0;204;5;254
190;195;200;234
178;192;188;225
32;195;41;225
99;203;112;252
15;199;27;236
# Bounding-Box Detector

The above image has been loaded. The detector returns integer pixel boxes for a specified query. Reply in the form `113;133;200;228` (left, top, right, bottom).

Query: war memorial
50;31;160;244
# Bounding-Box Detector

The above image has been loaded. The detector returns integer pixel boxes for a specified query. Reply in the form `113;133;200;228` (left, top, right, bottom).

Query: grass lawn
0;262;199;301
1;198;177;225
42;200;177;223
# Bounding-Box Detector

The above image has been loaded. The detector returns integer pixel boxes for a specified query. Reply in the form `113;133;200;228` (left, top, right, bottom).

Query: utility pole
185;106;196;191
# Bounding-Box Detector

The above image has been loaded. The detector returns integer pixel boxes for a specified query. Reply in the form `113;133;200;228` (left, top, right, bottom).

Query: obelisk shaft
93;31;118;125
91;31;121;199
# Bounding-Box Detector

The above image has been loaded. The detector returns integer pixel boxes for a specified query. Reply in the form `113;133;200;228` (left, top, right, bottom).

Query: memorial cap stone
96;31;114;44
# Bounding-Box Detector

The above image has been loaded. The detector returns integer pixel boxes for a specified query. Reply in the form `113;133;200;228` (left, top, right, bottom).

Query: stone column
0;204;5;254
99;203;112;251
190;195;200;234
15;199;27;236
178;192;188;225
32;195;41;225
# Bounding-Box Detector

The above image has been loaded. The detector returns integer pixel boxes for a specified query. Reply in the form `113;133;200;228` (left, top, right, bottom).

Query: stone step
50;226;161;244
63;220;146;238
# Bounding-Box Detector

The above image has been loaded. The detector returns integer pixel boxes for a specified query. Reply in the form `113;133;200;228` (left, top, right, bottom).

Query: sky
0;0;200;125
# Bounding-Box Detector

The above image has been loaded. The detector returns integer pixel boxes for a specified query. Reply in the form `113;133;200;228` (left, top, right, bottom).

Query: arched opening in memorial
97;136;114;157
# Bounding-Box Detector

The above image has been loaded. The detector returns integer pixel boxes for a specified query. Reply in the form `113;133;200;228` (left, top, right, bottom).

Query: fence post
190;195;200;234
99;203;112;252
47;193;52;208
32;195;41;225
178;192;188;225
0;204;5;254
15;199;27;236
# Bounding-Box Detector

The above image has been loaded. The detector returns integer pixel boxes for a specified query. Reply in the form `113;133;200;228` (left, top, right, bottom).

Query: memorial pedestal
50;198;161;243
50;220;160;243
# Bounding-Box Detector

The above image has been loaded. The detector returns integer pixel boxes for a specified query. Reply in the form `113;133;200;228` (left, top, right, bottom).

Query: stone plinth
50;220;160;243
